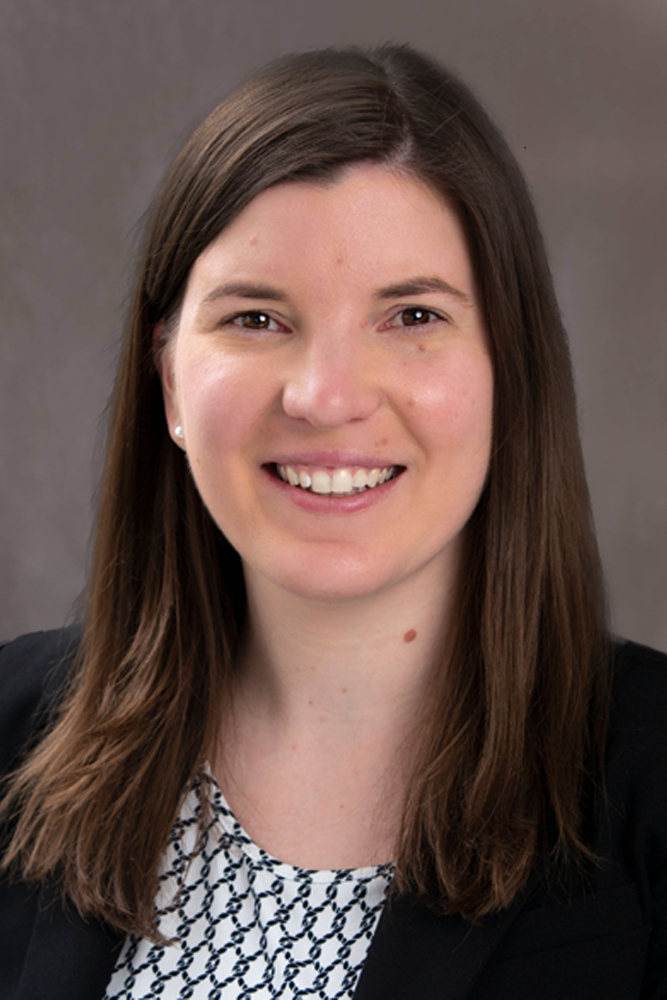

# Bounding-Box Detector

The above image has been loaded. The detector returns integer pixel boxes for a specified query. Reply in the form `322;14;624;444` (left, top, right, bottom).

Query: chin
251;552;404;606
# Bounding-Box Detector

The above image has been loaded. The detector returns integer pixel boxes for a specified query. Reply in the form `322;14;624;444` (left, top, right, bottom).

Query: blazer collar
16;884;123;1000
353;875;539;1000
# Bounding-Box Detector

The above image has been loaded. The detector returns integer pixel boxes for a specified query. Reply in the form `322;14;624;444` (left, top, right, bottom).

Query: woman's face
159;164;493;604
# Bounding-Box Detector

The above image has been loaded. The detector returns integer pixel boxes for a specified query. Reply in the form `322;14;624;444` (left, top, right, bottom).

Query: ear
153;321;184;447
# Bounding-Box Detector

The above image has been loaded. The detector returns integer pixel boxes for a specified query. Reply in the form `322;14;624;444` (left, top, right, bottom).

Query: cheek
178;352;269;458
407;350;494;451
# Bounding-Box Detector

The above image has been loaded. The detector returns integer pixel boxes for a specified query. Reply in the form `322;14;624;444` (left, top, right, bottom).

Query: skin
158;163;494;868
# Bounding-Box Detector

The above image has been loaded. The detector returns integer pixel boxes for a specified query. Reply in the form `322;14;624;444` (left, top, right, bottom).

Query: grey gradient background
1;0;665;649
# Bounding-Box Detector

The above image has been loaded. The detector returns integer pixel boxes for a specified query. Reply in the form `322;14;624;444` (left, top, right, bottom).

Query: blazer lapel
16;885;124;1000
353;877;538;1000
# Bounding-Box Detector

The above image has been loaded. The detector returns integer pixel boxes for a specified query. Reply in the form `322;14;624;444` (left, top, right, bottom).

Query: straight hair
1;44;609;937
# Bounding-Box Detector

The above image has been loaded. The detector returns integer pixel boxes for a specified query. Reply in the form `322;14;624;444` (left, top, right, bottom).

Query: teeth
311;470;332;494
276;464;396;495
331;469;353;494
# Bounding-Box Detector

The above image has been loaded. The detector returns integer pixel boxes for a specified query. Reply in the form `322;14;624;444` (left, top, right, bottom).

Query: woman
1;44;666;1000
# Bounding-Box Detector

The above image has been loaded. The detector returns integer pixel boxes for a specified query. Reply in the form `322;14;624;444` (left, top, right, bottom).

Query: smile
275;464;400;495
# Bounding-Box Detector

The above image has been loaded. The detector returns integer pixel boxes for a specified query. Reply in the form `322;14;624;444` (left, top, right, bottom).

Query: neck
236;557;454;737
212;559;456;869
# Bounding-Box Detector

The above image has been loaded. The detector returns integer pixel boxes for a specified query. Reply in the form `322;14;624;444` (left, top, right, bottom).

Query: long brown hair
1;44;608;936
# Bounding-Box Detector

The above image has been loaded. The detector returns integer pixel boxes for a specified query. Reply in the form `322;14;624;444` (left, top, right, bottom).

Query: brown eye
399;308;437;326
235;312;272;329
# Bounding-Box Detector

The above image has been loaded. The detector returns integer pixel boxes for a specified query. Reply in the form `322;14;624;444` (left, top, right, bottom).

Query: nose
281;332;382;428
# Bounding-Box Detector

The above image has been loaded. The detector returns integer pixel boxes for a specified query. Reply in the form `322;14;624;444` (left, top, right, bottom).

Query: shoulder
604;638;667;869
0;626;81;777
611;635;667;685
608;638;667;753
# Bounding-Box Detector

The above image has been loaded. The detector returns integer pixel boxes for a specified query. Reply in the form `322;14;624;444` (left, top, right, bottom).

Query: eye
228;311;282;330
379;306;448;332
395;307;444;327
219;310;292;335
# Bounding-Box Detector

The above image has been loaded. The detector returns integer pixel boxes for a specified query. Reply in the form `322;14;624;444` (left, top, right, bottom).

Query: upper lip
266;450;403;469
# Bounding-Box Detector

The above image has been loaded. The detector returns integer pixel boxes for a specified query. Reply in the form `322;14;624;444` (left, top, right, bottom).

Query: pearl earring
174;425;185;440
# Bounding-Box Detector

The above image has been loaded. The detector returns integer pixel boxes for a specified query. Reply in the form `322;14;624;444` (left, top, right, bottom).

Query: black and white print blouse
104;771;393;999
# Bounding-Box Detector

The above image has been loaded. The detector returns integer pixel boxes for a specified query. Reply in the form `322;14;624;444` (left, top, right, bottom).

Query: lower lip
262;467;403;512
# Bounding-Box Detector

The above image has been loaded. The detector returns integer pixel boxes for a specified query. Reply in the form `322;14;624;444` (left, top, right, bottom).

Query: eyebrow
201;282;288;305
375;276;470;304
199;275;471;308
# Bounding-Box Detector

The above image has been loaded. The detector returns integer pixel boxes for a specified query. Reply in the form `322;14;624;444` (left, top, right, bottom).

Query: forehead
185;163;475;302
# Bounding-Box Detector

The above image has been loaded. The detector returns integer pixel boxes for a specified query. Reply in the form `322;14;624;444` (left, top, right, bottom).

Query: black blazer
1;628;667;1000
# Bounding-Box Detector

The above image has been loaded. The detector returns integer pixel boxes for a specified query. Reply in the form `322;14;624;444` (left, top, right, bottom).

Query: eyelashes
382;307;448;329
224;311;288;332
220;306;449;334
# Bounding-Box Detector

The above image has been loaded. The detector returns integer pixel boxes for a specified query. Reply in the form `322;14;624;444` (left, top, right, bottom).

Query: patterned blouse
104;771;393;999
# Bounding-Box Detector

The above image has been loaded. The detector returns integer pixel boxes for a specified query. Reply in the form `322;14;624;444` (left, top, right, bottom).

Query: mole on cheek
403;629;417;643
418;344;426;352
